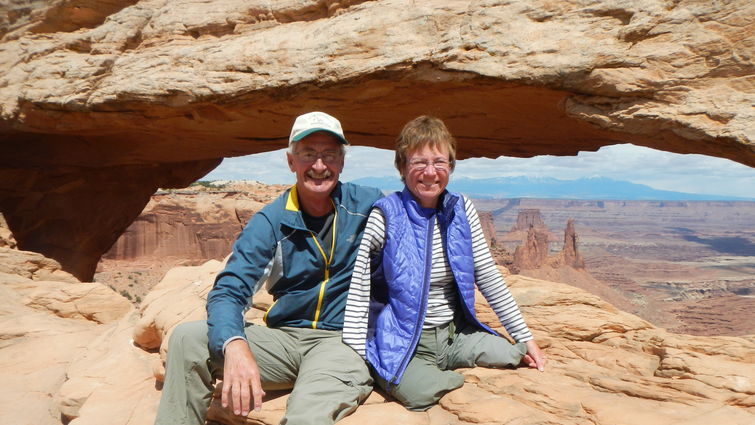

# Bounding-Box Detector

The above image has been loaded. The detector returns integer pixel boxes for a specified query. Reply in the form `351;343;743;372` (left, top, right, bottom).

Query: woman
343;115;546;411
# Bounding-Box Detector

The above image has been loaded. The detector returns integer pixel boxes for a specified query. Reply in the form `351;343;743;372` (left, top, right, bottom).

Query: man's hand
520;340;547;372
222;339;266;416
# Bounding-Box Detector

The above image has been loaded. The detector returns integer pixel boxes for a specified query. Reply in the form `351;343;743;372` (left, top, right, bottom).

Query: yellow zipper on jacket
310;203;337;329
263;299;278;324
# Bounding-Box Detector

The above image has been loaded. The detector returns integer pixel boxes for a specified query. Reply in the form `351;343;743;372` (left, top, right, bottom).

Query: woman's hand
521;340;547;372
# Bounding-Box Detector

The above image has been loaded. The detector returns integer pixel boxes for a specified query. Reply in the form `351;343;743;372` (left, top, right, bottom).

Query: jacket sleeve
207;211;277;359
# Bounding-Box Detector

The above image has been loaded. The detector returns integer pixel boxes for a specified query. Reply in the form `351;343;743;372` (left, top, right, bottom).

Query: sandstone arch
1;0;753;280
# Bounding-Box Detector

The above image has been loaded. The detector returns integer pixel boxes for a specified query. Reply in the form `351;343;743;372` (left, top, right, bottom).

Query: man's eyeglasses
408;158;451;172
295;150;342;164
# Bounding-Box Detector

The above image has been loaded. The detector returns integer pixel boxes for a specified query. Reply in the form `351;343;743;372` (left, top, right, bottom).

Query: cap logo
308;114;327;125
289;111;348;145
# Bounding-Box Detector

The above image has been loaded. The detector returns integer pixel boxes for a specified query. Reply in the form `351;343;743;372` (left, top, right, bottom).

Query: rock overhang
0;0;753;280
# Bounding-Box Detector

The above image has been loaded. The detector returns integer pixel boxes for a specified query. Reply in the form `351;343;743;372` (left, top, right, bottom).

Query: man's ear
286;151;295;172
335;155;345;173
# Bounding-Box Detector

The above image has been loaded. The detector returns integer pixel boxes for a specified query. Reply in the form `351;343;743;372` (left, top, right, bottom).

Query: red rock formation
513;225;551;270
514;209;546;231
1;0;753;280
477;210;516;270
508;211;586;272
558;218;585;269
507;209;555;271
510;217;637;313
502;209;556;245
112;185;288;262
96;183;288;300
477;211;499;247
105;192;261;262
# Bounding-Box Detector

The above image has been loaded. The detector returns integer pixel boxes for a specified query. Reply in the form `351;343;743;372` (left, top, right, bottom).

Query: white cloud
201;144;755;198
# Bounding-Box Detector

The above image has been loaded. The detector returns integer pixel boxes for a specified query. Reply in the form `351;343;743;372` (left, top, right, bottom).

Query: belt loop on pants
448;316;456;344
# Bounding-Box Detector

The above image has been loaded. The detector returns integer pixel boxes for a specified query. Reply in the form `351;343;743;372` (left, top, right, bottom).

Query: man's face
287;132;345;201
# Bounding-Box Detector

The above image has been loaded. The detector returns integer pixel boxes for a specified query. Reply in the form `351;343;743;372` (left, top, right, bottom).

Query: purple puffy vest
365;187;494;384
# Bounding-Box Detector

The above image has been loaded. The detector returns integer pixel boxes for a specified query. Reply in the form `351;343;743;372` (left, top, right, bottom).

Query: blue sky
202;143;755;198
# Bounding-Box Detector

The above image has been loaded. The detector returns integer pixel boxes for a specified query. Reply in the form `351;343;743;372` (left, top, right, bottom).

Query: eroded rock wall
0;158;220;280
0;212;16;248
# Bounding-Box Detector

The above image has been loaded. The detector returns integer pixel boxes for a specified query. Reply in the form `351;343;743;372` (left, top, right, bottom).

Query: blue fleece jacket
206;182;382;359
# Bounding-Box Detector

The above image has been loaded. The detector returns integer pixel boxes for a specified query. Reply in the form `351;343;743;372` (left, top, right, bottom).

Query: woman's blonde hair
394;115;456;180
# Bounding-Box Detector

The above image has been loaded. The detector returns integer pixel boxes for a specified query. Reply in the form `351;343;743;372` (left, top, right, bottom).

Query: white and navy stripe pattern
343;196;533;358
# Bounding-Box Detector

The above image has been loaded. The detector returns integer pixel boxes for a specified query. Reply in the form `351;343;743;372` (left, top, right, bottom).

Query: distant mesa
353;176;755;202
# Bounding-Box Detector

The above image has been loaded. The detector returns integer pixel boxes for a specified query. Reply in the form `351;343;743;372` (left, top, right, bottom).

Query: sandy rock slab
0;250;135;425
0;246;79;283
0;277;102;425
56;311;163;425
133;257;269;372
0;250;755;425
3;249;752;425
128;262;755;425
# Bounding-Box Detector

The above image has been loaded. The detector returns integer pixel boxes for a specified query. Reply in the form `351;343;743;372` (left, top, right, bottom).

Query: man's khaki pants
154;321;372;425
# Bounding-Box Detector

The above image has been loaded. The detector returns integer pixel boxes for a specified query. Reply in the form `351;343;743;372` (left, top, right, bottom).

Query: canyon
476;197;755;336
1;1;753;424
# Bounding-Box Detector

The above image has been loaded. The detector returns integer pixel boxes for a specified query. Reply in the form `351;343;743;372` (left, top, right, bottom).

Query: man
154;111;383;425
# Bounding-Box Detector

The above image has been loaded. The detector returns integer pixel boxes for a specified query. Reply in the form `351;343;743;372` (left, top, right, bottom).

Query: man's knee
283;375;371;425
165;320;210;362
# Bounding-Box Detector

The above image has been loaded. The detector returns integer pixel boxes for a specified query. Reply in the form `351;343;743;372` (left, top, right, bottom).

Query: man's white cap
289;111;349;146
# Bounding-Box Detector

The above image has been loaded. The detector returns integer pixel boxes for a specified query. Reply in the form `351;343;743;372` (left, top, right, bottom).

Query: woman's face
401;143;451;209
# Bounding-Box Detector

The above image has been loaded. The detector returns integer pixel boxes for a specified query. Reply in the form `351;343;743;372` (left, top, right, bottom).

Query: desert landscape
98;184;755;338
476;198;755;336
1;0;754;424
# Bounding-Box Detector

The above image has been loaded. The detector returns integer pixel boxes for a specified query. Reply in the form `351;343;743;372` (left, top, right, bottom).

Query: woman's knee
392;370;464;411
475;339;526;368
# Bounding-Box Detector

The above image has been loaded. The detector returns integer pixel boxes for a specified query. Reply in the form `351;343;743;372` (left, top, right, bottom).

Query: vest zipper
391;214;434;384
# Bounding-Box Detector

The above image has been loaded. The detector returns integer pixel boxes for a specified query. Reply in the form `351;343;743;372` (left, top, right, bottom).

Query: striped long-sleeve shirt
343;196;533;358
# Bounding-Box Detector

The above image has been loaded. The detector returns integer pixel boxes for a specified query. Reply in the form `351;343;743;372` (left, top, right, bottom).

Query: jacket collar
282;182;343;231
399;186;459;223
